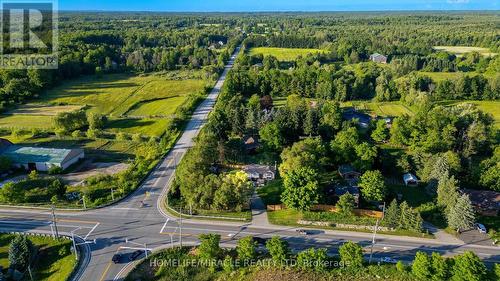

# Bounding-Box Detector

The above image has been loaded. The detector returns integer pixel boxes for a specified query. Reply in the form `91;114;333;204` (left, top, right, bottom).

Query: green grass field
433;46;497;57
42;73;207;116
438;100;500;128
0;234;75;281
106;118;173;137
0;114;54;129
0;71;209;137
249;47;326;61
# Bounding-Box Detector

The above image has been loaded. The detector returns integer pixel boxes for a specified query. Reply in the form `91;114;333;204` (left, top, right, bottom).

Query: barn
0;139;84;172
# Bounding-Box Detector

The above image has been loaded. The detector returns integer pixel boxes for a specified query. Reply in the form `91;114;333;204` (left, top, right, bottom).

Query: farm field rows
249;47;326;61
0;71;209;137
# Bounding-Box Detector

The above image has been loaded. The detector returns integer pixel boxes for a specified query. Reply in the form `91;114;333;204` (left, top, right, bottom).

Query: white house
243;164;276;181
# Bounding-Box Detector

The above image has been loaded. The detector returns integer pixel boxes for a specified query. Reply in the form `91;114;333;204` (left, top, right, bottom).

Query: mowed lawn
342;101;414;117
41;73;207;116
0;234;75;281
433;46;497;57
249;47;326;61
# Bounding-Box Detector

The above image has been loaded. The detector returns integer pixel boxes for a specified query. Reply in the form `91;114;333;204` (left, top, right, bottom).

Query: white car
380;257;398;264
476;223;487;234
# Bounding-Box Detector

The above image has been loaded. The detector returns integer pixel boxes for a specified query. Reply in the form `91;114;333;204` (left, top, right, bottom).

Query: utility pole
111;188;114;201
82;195;87;209
51;205;59;239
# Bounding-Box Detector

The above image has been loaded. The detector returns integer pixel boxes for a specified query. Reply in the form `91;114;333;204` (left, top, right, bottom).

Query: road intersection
0;47;498;281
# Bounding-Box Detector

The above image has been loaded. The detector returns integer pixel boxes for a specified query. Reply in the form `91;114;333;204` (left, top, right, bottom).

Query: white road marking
111;207;140;211
84;223;100;240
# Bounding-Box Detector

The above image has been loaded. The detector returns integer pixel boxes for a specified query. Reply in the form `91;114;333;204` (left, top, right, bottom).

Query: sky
59;0;498;12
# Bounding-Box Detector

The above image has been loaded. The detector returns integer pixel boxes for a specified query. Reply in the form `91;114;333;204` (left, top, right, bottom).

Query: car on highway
112;253;122;264
380;257;398;264
476;223;487;234
129;250;143;261
296;229;313;235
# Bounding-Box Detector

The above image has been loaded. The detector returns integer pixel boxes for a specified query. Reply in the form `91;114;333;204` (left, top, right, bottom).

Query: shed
243;136;261;154
403;173;419;186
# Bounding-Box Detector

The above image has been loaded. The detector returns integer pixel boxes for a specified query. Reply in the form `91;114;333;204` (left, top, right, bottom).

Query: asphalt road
0;46;498;281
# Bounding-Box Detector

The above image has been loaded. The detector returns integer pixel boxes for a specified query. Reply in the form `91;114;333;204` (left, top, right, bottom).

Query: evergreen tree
430;252;449;281
437;173;459;214
8;236;34;271
384;199;400;228
447;194;475;232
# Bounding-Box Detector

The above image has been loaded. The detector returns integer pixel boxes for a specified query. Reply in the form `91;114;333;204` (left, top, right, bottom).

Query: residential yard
433;46;497;57
248;47;327;61
0;234;76;281
342;101;414;117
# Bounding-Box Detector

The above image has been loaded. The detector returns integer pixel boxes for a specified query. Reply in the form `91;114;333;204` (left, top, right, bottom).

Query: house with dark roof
462;189;500;216
338;164;361;180
342;108;371;128
369;53;388;64
0;139;84;172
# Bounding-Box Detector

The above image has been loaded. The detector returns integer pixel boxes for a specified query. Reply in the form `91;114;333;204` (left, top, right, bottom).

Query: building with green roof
0;139;84;172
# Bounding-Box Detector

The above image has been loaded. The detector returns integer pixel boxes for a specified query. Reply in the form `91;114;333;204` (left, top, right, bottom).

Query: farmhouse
369;53;387;64
403;173;419;186
462;189;500;217
0;139;84;172
243;164;275;182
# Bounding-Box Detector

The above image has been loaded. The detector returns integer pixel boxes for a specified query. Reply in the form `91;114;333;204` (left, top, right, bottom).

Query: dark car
129;250;143;261
254;237;268;245
296;229;313;235
112;253;122;264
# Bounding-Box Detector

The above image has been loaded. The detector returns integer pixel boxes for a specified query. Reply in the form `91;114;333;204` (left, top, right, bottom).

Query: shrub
339;241;363;268
236;236;256;262
266;236;289;265
48;165;63;175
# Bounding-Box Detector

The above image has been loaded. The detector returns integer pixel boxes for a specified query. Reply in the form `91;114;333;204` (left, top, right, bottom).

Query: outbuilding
1;145;84;172
403;173;419;186
369;53;388;64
